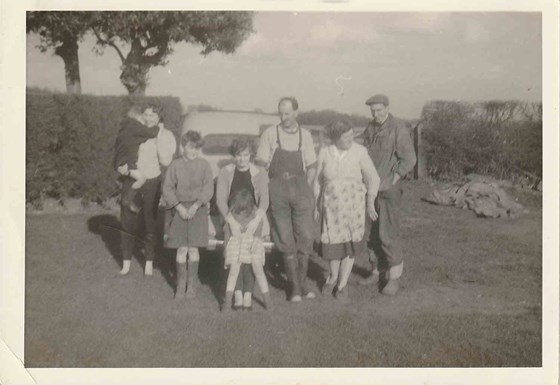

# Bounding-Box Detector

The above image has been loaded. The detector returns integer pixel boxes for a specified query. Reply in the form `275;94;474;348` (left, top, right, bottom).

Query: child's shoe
262;292;273;310
322;279;336;296
290;295;302;303
119;260;131;275
233;290;243;310
242;292;252;311
335;285;349;301
144;260;153;276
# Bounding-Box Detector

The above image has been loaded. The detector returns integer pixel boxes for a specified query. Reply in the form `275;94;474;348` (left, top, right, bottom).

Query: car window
202;134;259;155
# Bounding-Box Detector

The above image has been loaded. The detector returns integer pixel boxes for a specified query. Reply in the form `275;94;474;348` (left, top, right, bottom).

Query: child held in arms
114;104;162;213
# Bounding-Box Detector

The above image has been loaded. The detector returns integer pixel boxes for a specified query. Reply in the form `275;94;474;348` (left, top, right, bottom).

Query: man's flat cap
365;94;389;106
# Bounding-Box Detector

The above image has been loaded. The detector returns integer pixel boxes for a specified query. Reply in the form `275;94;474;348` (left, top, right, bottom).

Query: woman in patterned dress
313;120;380;299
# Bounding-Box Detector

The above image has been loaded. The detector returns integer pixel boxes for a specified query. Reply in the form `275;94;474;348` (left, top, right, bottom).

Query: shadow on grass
86;211;175;290
198;249;228;305
86;213;328;304
86;214;124;267
263;249;327;300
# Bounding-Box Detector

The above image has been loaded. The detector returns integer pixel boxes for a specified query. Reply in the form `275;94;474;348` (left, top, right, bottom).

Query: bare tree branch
92;28;126;63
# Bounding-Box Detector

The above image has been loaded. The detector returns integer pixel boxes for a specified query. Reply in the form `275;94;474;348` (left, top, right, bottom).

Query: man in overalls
256;97;318;302
359;94;416;295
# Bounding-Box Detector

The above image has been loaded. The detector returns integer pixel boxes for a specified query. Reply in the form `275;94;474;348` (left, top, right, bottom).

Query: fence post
414;122;427;180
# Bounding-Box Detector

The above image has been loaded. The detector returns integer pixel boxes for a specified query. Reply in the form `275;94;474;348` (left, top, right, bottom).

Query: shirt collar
226;162;259;178
329;144;350;160
278;122;300;134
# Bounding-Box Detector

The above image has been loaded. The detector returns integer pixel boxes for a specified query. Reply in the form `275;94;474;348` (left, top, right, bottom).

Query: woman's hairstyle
229;137;257;157
181;130;205;148
141;101;163;116
229;189;256;216
325;120;353;142
127;102;163;121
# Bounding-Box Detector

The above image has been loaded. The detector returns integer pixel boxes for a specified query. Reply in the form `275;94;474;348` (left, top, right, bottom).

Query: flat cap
365;94;389;106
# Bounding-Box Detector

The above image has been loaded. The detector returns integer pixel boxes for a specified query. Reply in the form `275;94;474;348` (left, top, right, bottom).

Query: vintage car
181;110;328;251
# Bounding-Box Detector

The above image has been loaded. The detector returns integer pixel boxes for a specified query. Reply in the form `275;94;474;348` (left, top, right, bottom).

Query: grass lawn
24;180;542;367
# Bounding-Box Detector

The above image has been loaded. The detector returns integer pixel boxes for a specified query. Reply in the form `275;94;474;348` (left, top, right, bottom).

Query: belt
272;171;305;181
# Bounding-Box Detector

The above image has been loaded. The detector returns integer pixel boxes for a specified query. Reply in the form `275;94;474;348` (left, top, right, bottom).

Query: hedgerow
26;88;182;207
421;100;542;182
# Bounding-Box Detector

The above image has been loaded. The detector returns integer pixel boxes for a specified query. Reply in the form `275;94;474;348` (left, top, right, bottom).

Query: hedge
26;89;182;206
420;100;542;182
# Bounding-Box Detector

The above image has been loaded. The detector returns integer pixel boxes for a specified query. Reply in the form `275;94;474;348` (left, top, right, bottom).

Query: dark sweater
114;117;159;170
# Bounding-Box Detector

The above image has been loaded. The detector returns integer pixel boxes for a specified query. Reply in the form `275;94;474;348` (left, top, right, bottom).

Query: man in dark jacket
359;94;416;295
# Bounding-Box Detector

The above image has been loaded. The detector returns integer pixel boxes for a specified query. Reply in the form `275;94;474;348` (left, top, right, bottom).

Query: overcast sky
26;12;542;119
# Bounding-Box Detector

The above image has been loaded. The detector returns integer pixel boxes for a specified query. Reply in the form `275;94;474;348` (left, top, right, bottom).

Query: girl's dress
224;210;265;266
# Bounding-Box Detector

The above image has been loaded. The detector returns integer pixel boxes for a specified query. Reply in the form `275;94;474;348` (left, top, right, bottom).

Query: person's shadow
87;210;226;304
86;214;126;268
86;210;176;289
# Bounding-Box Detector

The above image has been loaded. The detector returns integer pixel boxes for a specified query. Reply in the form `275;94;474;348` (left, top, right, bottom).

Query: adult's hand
226;214;242;237
185;203;199;220
117;164;129;176
176;204;189;220
244;217;261;238
367;200;378;222
250;237;263;254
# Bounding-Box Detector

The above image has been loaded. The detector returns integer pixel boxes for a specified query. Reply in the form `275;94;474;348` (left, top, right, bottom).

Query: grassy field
24;180;542;367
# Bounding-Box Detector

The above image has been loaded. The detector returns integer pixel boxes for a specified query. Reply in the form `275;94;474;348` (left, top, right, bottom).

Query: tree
91;11;254;95
27;12;92;94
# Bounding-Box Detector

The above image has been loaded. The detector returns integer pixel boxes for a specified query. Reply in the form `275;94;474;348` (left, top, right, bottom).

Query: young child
114;104;161;213
222;189;272;311
162;131;214;300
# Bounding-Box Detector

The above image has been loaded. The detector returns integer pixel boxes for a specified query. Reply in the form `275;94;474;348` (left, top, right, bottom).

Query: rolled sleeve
359;146;380;196
255;129;273;167
395;127;416;177
302;130;317;169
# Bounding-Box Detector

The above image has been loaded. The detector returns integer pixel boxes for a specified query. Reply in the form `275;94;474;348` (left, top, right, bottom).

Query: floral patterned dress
318;143;378;260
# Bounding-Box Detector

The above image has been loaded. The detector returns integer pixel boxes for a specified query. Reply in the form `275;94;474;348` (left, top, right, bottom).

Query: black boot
283;255;301;302
298;253;315;299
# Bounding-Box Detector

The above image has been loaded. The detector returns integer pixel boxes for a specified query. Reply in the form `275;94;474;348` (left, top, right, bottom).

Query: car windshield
202;134;259;155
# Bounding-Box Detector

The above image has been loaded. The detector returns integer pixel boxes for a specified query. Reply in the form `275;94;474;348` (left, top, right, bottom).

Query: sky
26;12;542;119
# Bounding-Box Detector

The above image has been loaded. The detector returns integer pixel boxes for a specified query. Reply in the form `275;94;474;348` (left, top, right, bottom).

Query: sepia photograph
1;1;558;384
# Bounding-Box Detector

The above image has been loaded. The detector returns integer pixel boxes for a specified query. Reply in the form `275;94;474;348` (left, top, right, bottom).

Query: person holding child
162;131;214;299
114;105;160;214
116;103;176;276
216;139;272;311
313;120;380;299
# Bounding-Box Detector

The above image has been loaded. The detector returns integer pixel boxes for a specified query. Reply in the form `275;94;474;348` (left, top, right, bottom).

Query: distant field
25;180;542;367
